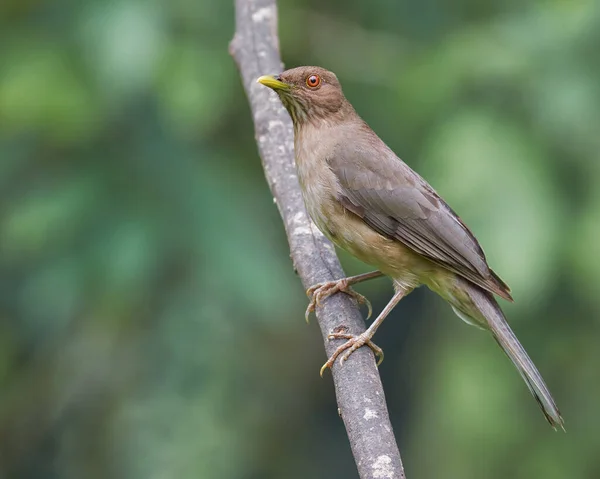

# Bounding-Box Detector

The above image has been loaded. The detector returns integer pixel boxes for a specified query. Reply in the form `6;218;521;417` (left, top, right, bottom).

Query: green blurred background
1;0;599;477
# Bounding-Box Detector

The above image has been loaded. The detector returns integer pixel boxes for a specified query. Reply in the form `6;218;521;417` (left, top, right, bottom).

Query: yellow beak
257;75;290;91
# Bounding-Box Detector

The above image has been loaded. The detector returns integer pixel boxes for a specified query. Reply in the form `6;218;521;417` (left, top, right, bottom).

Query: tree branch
230;1;406;477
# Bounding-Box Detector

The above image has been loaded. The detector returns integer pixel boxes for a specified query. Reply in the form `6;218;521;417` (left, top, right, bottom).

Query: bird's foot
305;279;372;323
319;331;384;377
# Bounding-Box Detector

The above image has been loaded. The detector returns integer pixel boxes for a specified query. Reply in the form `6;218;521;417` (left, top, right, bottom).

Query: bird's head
257;66;350;126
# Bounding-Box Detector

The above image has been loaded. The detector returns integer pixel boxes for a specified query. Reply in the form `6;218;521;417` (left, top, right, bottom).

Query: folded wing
328;137;512;301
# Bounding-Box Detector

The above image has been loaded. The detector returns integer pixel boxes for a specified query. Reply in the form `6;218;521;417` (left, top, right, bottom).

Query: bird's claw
319;332;384;377
305;279;372;323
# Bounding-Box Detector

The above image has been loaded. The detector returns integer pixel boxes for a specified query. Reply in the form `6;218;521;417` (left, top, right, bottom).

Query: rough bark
230;1;406;477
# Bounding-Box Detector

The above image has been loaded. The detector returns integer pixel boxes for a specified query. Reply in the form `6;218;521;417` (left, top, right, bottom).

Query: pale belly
302;187;434;291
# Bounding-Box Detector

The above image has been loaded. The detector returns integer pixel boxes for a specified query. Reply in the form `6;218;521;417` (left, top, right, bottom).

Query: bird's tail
452;279;564;430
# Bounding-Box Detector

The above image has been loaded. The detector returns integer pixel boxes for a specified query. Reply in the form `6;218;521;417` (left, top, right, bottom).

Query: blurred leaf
570;190;600;301
156;43;236;137
0;40;99;141
79;1;166;100
1;178;98;260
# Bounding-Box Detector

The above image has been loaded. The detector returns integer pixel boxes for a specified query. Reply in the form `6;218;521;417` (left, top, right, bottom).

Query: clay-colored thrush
258;66;563;428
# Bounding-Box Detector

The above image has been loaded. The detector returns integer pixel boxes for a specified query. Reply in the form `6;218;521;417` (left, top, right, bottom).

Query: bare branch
230;1;406;477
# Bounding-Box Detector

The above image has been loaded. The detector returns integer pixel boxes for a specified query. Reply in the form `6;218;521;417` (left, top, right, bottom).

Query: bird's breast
294;127;340;238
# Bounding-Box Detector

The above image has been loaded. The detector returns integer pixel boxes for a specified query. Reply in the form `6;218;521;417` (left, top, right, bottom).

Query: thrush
257;66;563;429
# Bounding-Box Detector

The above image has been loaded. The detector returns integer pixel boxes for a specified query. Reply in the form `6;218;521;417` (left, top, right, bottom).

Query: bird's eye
306;75;321;88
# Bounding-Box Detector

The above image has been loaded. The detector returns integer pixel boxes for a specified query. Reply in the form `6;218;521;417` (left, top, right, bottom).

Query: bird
257;66;563;429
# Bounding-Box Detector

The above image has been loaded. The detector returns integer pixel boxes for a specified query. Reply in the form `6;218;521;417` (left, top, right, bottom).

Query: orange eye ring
306;74;321;88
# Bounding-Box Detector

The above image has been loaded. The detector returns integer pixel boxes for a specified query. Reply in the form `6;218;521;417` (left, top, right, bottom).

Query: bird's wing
328;137;512;301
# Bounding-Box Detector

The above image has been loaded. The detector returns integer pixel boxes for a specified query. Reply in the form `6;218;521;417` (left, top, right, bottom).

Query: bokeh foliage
1;0;598;477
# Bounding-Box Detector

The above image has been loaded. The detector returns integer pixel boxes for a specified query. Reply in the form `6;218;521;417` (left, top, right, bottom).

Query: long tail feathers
464;284;564;430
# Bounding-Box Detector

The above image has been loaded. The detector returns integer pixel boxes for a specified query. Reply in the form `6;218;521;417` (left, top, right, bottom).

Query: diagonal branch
230;1;406;477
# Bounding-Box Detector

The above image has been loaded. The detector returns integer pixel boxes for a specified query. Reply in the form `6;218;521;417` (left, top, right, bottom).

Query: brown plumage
258;66;563;429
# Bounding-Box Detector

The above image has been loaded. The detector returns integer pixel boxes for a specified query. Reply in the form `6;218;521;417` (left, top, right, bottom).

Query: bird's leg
305;271;383;323
320;288;408;377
